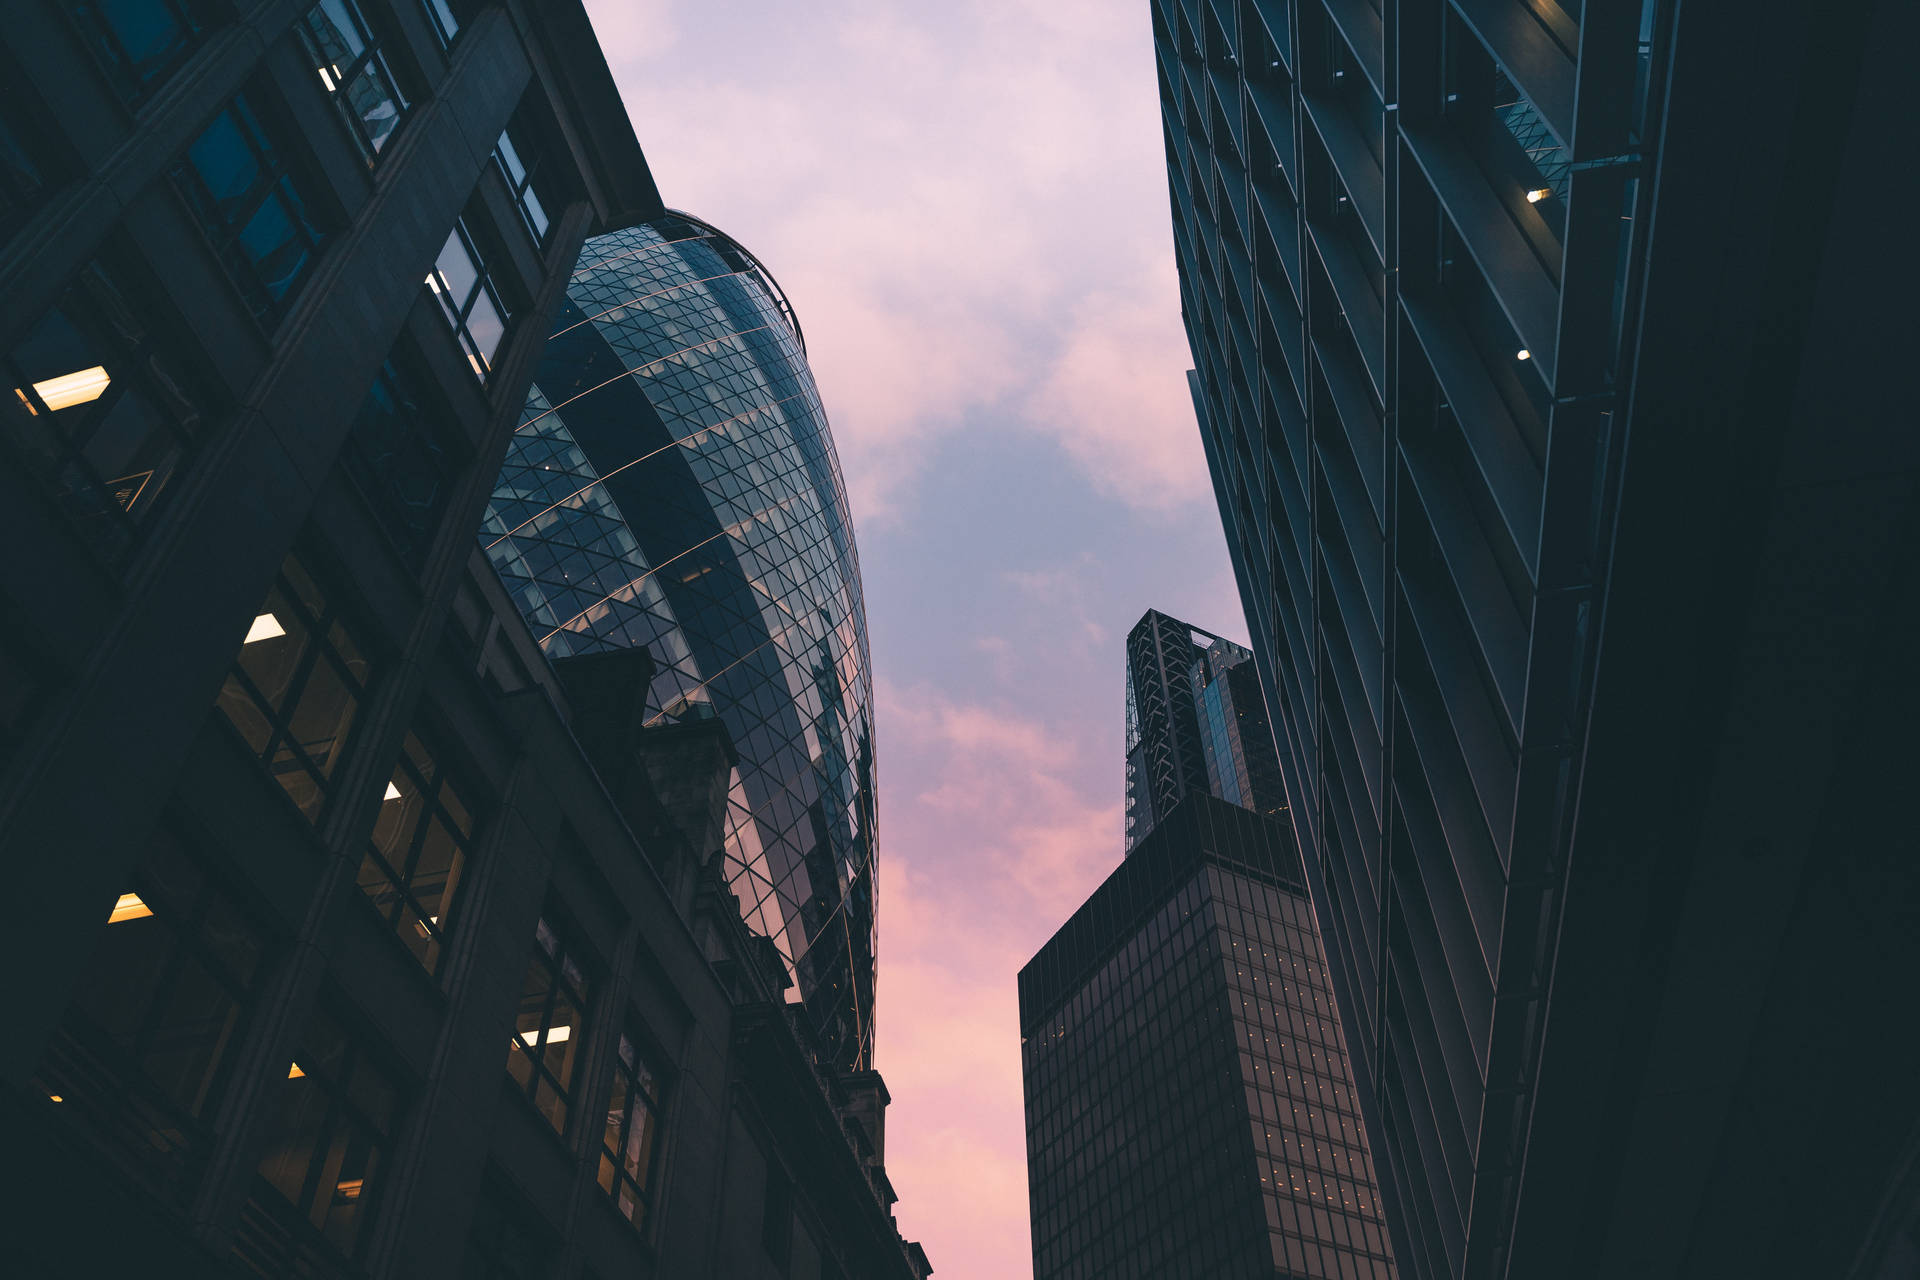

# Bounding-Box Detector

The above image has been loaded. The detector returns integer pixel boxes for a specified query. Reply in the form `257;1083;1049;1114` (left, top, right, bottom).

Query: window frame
62;0;211;108
170;90;329;326
340;342;469;570
217;551;379;821
493;124;551;249
598;1022;667;1233
296;0;412;166
426;216;513;381
356;722;480;974
505;912;594;1137
0;250;215;565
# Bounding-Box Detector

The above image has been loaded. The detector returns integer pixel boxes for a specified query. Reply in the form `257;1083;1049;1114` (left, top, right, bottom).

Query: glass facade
1021;795;1393;1280
481;213;876;1071
1125;609;1286;850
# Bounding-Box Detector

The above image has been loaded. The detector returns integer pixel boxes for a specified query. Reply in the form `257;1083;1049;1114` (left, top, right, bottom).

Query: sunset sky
583;2;1247;1273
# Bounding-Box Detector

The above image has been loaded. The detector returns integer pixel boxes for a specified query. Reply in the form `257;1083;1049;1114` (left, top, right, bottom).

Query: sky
583;2;1249;1274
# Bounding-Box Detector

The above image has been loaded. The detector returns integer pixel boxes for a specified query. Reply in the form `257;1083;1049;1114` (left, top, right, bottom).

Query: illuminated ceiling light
32;366;111;411
49;1094;63;1103
335;1179;364;1200
244;613;286;644
109;892;153;924
513;1024;572;1050
384;781;403;801
288;1063;305;1079
317;65;336;92
1516;348;1532;361
1526;187;1551;203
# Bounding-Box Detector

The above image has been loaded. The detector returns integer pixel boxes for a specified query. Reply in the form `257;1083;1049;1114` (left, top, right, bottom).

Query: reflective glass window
217;552;377;820
342;348;466;568
419;0;461;47
256;1008;402;1261
30;827;268;1199
297;0;409;164
427;217;512;380
493;123;551;247
357;725;478;974
62;0;211;107
172;92;327;323
505;914;592;1135
597;1027;664;1232
1;254;212;564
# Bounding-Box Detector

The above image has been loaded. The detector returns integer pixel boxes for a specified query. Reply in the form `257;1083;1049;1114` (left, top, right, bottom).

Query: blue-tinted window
419;0;460;47
297;0;410;165
172;94;327;323
63;0;210;106
343;350;465;568
1;255;211;563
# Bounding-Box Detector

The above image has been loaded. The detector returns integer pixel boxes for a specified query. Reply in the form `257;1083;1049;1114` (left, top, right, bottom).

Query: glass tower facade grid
482;214;876;1070
1021;795;1395;1280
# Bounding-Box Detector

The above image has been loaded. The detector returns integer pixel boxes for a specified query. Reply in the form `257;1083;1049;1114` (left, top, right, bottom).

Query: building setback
1021;794;1395;1280
0;2;928;1278
1156;0;1920;1277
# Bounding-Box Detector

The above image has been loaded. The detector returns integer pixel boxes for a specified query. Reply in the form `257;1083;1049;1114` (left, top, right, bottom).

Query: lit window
598;1028;665;1232
296;0;410;164
356;727;479;973
254;1009;401;1261
506;915;592;1135
30;829;268;1197
216;552;377;820
172;93;327;323
0;255;211;563
427;218;511;380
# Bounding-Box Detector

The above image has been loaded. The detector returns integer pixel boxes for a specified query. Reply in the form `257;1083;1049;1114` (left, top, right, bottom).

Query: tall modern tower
1156;0;1920;1277
483;213;878;1071
1022;609;1396;1280
1126;608;1286;848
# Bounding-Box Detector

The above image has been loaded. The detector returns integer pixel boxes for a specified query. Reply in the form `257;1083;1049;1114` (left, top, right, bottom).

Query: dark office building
482;213;878;1073
1022;794;1396;1280
1126;607;1287;848
1156;0;1920;1277
0;3;929;1278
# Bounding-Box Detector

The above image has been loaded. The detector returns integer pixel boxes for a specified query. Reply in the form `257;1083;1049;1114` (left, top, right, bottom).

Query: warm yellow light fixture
245;613;286;644
1516;349;1532;361
32;366;111;412
49;1094;63;1103
335;1179;364;1200
109;892;153;924
384;781;403;801
513;1024;573;1049
288;1062;306;1079
1526;187;1551;203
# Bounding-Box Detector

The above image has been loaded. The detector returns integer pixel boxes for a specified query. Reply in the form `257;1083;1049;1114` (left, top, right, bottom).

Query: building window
62;0;210;107
494;123;551;247
357;726;478;973
255;1009;402;1261
426;216;511;380
296;0;409;165
1;254;212;564
31;827;268;1199
506;915;592;1135
217;552;376;820
341;348;466;569
598;1028;665;1232
419;0;461;47
172;92;327;323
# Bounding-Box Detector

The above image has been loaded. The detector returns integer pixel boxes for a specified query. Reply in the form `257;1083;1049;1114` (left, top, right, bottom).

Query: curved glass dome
481;214;875;1070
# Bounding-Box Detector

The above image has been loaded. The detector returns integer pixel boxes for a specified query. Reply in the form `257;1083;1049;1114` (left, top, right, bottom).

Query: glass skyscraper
1125;608;1286;849
1023;610;1395;1279
482;213;877;1071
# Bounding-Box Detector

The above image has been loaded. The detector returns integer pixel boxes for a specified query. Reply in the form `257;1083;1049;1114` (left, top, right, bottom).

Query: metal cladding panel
482;215;877;1071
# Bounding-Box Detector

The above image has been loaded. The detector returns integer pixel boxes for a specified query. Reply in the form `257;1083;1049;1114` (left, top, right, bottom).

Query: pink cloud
873;680;1124;1275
